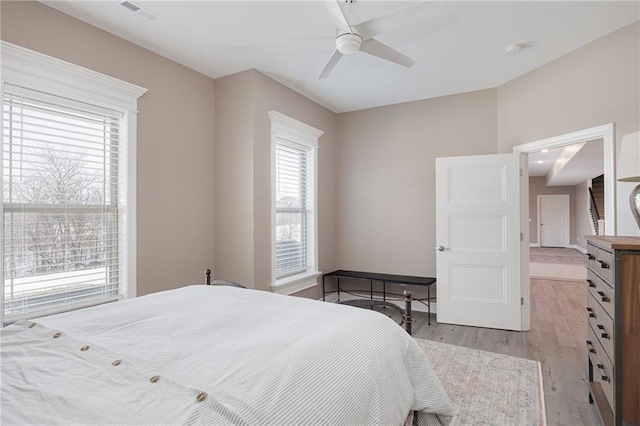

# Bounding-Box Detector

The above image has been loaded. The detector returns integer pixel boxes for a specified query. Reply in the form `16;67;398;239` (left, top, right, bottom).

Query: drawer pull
597;324;604;330
586;340;596;353
601;333;610;339
587;254;596;260
586;307;596;318
598;260;610;269
601;375;610;382
597;363;604;369
596;291;610;303
586;280;596;288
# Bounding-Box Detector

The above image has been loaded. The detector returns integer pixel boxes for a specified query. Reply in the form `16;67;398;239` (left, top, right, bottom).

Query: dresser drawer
594;346;615;409
588;324;615;408
596;248;614;283
586;243;599;271
587;292;614;363
587;269;614;319
587;325;601;364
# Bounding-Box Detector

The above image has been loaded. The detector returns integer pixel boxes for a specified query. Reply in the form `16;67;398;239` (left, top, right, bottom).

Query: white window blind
275;139;314;279
269;111;322;294
2;84;123;321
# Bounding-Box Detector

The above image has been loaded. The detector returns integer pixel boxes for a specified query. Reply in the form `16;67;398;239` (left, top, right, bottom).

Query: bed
1;275;453;426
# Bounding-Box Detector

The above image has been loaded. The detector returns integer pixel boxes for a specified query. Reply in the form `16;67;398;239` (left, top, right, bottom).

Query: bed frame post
205;269;211;286
403;289;412;336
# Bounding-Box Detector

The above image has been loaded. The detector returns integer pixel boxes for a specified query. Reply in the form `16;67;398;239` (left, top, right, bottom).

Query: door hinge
521;297;524;305
520;232;523;241
520;168;523;177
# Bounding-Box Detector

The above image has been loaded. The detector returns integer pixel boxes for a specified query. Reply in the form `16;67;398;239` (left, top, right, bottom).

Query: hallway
530;247;587;281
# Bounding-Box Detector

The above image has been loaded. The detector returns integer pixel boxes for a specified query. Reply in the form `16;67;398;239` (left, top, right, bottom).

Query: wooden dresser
585;236;640;426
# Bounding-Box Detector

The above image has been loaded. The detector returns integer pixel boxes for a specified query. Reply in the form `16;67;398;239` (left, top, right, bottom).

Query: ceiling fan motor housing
336;33;362;54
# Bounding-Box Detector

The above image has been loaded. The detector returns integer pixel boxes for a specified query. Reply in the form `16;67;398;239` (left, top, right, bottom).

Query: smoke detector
505;42;536;55
505;43;523;55
120;1;157;21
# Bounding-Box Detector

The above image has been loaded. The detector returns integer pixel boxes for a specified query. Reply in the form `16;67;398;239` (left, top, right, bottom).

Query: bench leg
403;290;413;336
428;285;431;325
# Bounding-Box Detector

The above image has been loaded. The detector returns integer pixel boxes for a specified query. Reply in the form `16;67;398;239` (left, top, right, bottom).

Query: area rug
415;338;546;426
529;247;586;265
529;247;586;281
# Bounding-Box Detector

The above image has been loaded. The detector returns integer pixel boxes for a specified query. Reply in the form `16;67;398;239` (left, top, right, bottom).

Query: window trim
0;41;147;324
268;111;323;295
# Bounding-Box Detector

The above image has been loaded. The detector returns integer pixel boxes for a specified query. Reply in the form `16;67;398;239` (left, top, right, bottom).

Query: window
275;142;311;276
1;42;146;324
269;111;323;295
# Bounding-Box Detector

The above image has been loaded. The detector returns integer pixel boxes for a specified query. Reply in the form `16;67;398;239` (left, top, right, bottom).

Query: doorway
513;123;615;329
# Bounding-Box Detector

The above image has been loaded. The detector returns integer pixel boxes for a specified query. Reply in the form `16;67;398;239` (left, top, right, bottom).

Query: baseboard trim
569;244;587;254
530;242;586;254
321;292;436;315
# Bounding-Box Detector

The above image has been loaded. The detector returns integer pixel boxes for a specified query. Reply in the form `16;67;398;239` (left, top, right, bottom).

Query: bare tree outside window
3;93;120;317
5;147;106;276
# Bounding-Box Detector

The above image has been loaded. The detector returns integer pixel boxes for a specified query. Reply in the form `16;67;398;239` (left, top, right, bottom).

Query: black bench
322;270;436;325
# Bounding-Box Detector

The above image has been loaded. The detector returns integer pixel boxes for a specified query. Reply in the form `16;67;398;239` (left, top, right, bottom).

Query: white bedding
1;285;453;425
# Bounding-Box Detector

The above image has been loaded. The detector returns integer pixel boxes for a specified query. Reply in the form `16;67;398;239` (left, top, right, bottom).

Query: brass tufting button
112;360;122;366
80;345;90;352
196;392;207;403
53;332;62;338
149;375;160;383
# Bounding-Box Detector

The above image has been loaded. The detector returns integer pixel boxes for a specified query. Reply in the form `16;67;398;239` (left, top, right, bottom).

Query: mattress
1;285;453;425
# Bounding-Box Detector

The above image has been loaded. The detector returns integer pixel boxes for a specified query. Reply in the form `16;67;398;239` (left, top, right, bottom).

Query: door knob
436;245;446;252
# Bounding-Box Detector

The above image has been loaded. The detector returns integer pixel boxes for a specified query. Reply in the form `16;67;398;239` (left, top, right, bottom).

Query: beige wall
498;22;640;236
2;2;638;303
335;89;498;279
575;180;592;250
1;1;216;296
214;70;337;298
528;177;580;246
213;71;256;288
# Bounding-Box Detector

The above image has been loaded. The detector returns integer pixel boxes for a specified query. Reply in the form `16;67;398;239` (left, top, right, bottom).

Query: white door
538;195;570;247
435;153;524;331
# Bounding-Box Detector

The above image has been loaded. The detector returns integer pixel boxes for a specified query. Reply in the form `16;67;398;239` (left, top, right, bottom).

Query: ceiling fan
319;0;449;79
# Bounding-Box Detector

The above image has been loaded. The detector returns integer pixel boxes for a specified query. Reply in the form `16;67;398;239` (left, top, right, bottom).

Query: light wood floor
413;278;602;426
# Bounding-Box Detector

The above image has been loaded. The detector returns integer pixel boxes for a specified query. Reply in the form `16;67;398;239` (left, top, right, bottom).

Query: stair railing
588;187;600;235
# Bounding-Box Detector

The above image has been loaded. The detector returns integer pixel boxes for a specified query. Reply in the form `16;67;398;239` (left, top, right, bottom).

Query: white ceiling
528;147;563;177
528;139;604;186
40;1;639;113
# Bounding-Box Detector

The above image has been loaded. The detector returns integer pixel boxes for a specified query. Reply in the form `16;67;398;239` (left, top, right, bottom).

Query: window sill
272;271;321;296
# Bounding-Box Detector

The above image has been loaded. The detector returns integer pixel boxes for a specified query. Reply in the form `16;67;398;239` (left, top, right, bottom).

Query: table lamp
617;131;640;229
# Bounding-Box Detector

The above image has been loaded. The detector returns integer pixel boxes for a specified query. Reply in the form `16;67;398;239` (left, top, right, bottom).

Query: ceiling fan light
336;33;362;54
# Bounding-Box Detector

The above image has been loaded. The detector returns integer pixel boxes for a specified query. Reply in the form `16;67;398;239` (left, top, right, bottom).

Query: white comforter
1;285;453;425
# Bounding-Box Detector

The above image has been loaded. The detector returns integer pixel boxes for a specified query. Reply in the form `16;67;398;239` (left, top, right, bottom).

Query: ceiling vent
120;1;157;21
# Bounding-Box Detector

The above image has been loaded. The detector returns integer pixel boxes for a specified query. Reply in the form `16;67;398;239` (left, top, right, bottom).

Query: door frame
537;194;570;247
513;123;616;234
513;123;615;329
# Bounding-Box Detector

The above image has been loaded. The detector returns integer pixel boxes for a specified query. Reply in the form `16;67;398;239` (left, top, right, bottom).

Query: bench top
323;270;435;286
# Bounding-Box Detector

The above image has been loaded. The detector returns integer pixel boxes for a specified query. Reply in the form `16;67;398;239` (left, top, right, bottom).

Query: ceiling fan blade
360;39;415;68
251;35;335;43
356;1;452;40
318;49;344;79
323;0;353;33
